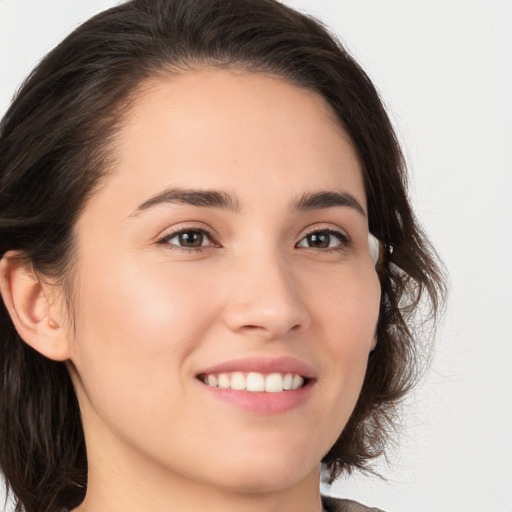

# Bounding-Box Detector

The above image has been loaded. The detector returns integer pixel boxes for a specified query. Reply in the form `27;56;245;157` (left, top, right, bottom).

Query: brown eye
296;230;349;250
161;229;213;249
306;233;330;248
177;231;204;247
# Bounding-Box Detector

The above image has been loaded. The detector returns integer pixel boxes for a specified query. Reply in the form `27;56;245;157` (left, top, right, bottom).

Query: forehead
87;69;366;216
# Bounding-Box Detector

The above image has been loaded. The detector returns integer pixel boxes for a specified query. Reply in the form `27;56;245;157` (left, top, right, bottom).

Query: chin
200;449;318;494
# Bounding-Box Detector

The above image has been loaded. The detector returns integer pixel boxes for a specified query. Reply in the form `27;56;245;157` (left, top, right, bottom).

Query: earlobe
0;251;70;361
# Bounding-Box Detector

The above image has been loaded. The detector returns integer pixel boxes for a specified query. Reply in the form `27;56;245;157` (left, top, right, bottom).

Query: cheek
306;265;380;405
76;253;214;342
282;267;381;461
308;263;380;348
68;256;217;412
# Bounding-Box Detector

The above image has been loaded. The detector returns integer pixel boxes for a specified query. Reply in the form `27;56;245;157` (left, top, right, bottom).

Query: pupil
308;233;329;248
180;232;203;247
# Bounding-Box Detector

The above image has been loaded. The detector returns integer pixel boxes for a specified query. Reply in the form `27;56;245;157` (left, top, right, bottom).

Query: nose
222;251;311;340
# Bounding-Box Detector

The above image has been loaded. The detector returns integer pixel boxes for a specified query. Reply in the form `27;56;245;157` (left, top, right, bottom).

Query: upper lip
196;356;316;379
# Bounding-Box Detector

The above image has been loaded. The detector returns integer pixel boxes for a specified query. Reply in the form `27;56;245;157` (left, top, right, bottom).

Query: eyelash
156;227;217;253
156;226;350;253
297;227;350;252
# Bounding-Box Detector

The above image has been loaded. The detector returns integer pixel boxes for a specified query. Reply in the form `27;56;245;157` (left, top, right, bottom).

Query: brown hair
0;0;446;510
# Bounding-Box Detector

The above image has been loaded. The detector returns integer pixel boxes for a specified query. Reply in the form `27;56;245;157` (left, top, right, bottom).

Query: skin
2;69;381;512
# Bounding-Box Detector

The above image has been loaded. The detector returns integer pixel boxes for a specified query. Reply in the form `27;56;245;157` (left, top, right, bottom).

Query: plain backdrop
1;1;511;511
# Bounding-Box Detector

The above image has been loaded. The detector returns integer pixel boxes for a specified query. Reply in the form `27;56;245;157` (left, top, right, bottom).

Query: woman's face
66;70;380;495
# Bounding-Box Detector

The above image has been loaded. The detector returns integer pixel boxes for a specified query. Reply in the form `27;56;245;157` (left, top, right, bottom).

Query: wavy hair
0;0;446;510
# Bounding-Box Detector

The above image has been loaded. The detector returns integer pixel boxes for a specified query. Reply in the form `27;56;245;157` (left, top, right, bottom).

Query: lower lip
200;380;315;414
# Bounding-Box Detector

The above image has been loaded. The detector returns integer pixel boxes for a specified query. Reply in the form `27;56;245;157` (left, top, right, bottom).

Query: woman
0;1;445;511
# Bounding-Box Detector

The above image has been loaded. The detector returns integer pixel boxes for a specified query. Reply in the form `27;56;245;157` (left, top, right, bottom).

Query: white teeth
207;374;218;387
291;374;304;390
246;372;265;392
230;372;246;390
202;371;307;392
217;373;230;389
265;373;283;392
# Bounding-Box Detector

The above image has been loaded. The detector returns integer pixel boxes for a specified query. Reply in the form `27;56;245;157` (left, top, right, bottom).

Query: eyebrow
133;187;241;214
293;191;366;217
132;187;365;217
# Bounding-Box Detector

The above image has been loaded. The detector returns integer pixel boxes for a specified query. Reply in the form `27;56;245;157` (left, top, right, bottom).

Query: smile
198;372;306;392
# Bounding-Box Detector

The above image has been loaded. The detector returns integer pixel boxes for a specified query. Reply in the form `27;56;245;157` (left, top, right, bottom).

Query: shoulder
322;495;386;512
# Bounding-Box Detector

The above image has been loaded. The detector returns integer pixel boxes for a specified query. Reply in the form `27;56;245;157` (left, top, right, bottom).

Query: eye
157;228;216;250
296;229;349;250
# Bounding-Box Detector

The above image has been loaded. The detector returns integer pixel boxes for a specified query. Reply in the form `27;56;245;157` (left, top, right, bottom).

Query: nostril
239;325;267;334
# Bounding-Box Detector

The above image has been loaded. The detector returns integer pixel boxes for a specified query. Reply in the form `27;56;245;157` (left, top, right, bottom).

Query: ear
0;251;71;361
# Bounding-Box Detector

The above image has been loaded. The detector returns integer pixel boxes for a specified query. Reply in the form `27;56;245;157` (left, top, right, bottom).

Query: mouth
195;356;316;413
197;371;309;393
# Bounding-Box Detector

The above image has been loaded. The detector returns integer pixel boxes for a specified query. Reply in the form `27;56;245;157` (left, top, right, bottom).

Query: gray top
322;496;386;512
62;495;384;512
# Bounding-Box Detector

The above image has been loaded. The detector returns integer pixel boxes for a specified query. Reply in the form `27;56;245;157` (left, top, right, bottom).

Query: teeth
246;372;265;392
292;374;304;390
230;372;245;390
201;371;306;392
265;373;283;392
217;373;230;389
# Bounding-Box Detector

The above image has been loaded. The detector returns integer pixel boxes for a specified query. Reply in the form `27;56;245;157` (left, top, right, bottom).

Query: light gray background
1;1;511;511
